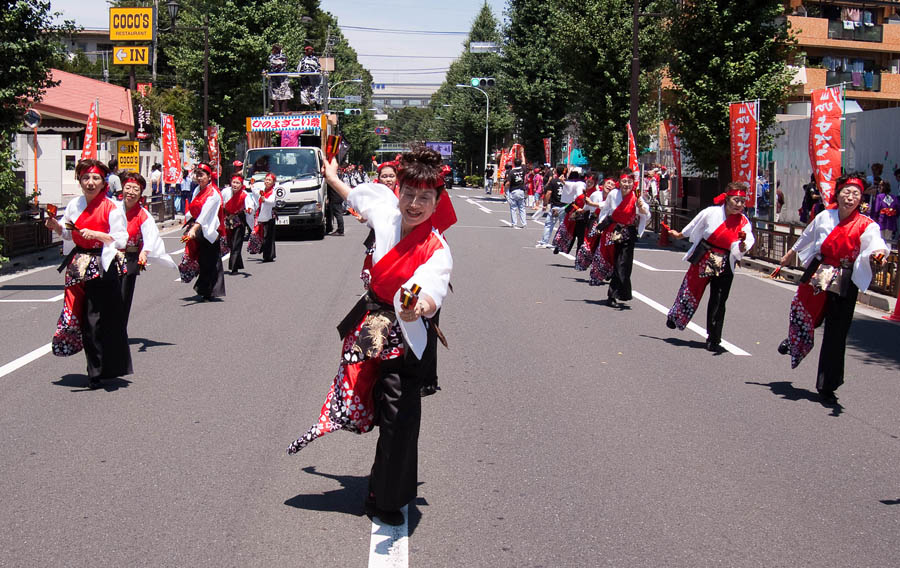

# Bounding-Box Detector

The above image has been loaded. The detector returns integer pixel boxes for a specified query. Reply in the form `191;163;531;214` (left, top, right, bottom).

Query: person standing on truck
296;44;321;109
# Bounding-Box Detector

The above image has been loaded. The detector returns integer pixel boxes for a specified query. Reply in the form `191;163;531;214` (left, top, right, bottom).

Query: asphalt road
1;188;898;567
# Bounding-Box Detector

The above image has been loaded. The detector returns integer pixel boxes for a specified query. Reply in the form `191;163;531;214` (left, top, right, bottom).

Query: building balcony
826;70;881;91
788;15;900;52
799;66;900;101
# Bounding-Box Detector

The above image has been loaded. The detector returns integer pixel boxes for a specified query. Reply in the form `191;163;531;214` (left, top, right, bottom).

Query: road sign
374;127;391;135
116;140;140;173
344;108;362;116
113;46;149;65
109;7;153;41
345;95;362;104
469;42;501;54
23;109;41;129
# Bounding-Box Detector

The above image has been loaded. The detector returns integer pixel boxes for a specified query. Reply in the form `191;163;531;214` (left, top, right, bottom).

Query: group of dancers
546;167;888;404
45;158;281;389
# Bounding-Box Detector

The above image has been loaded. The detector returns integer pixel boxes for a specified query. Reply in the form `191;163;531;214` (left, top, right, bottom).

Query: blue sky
50;0;508;89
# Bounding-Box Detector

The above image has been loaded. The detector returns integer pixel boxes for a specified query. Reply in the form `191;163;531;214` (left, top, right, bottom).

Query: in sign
116;140;140;173
113;46;149;65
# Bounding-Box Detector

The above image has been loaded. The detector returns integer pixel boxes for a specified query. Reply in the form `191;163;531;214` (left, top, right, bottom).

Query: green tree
501;0;572;165
551;0;667;171
0;0;73;261
665;0;796;179
382;107;442;145
431;3;513;174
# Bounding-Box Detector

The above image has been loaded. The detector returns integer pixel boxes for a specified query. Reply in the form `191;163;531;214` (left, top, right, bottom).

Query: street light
159;0;209;158
455;83;489;177
324;78;363;114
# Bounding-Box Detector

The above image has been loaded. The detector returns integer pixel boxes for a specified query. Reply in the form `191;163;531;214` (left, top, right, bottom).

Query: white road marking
0;264;57;284
0;293;64;303
368;505;408;568
465;198;492;214
560;252;576;261
631;290;751;356
500;220;513;227
633;260;684;273
0;343;52;379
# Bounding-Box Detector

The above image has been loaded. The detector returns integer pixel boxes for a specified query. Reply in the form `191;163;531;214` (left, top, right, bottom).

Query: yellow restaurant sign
116;140;140;173
109;8;153;41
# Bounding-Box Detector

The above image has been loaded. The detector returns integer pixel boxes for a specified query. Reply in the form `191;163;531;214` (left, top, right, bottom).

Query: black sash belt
687;239;730;265
337;292;393;339
57;246;101;272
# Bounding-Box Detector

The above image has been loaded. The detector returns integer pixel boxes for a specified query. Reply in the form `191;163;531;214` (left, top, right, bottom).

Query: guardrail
648;204;899;297
0;210;56;258
146;194;175;224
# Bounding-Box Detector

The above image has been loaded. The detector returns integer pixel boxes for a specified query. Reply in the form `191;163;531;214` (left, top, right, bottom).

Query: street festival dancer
45;159;132;389
248;172;277;261
576;176;615;271
221;174;255;274
589;171;649;306
664;182;754;353
117;172;177;324
552;170;586;254
773;175;887;405
180;163;226;300
287;147;453;527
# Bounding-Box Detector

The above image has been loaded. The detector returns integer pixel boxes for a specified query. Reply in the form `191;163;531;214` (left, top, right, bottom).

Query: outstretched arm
322;158;352;202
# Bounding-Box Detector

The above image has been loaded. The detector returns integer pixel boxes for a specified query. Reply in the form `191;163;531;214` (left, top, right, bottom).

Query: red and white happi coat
52;192;128;356
248;188;275;252
786;209;886;368
575;189;609;271
119;201;176;270
553;193;586;253
288;183;452;454
667;206;753;329
179;184;224;282
589;189;649;285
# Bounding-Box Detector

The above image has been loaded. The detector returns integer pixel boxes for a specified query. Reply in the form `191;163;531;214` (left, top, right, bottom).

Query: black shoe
552;246;559;254
606;297;618;307
420;384;438;397
818;390;839;405
666;317;677;329
364;495;405;526
705;340;724;353
87;378;102;390
334;231;344;236
777;339;790;355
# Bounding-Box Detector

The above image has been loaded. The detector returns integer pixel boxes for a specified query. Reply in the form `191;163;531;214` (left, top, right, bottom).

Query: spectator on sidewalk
107;159;121;198
505;159;527;228
871;179;897;241
536;166;565;247
149;163;162;196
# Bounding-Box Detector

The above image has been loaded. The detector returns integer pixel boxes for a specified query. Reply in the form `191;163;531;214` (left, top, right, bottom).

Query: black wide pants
84;261;132;379
816;284;859;393
705;266;734;346
195;235;226;298
608;230;637;301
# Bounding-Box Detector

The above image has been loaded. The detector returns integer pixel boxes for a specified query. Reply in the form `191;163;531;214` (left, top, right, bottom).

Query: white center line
631;290;751;356
368;506;408;568
465;198;492;214
559;252;576;261
0;293;64;303
0;343;52;379
633;260;685;273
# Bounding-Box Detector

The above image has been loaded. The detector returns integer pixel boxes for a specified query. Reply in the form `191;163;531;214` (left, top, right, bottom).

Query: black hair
397;145;444;197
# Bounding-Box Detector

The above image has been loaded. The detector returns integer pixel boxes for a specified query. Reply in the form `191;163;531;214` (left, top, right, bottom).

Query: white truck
243;146;328;239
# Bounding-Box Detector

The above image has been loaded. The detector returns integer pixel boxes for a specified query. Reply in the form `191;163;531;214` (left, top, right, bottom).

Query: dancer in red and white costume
180;163;226;300
45;159;132;388
221;174;255;273
287;147;453;527
665;182;754;352
248;172;277;262
576;175;616;271
774;175;887;404
117;172;176;324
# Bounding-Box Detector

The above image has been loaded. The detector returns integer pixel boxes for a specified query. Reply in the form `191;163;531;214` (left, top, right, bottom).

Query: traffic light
344;108;362;116
469;77;496;88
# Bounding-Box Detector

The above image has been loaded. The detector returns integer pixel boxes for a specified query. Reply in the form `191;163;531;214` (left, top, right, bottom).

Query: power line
340;25;468;35
367;67;450;72
357;54;458;59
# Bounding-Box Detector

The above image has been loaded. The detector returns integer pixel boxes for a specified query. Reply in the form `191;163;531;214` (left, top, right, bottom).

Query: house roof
32;69;134;134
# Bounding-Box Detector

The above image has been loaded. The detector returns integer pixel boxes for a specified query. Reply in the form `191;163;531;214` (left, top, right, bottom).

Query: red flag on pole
626;124;639;173
543;138;551;165
80;100;98;160
566;137;573;167
663;119;683;202
808;87;843;206
161;113;182;185
729;101;759;207
206;125;221;179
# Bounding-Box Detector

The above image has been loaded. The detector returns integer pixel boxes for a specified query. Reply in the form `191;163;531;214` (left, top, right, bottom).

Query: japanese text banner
627;124;639;173
543;138;551;165
808;87;843;205
80;101;98;160
206;126;220;179
663;119;683;202
729;101;759;207
161;113;181;185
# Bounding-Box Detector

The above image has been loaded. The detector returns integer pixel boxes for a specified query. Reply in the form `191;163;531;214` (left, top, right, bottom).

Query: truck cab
243;146;327;238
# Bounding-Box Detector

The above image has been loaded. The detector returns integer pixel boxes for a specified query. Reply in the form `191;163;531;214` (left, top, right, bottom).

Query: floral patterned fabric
178;241;200;283
787;283;827;368
52;283;86;357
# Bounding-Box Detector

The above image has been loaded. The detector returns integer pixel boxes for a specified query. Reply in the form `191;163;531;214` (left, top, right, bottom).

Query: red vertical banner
80;100;98;160
566;137;573;167
161;113;182;185
206;126;221;178
808;87;843;206
626;124;639;173
663;119;683;201
543;138;551;164
729;101;759;206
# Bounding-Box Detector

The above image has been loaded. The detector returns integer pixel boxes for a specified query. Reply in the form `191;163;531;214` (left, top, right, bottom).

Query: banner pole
755;99;761;210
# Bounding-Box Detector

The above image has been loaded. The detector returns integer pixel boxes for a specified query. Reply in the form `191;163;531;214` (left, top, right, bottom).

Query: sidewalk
0;216;183;278
644;230;897;314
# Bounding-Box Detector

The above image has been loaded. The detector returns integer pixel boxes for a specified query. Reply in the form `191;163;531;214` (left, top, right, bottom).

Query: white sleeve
730;219;754;270
596;191;616;223
140;213;177;270
348;183;397;225
196;192;222;243
852;221;888;291
221;186;233;203
792;212;823;267
636;197;650;237
101;204;128;271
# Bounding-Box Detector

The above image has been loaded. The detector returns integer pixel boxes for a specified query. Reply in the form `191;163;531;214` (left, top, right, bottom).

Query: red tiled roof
32;69;134;134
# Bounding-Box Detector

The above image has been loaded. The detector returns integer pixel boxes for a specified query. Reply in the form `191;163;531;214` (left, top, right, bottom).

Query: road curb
642;230;896;314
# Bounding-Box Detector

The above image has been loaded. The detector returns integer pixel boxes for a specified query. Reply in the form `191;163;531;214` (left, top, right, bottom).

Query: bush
464;175;482;187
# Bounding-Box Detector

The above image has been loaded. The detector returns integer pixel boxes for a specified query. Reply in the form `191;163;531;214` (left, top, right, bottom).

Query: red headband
195;163;213;176
81;165;105;177
713;186;748;205
838;177;865;193
377;161;398;173
619;173;633;181
231;175;244;183
264;172;277;181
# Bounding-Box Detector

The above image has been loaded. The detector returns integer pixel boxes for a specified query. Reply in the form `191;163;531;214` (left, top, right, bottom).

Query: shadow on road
640;334;707;350
52;373;132;392
846;317;900;371
285;466;426;535
179;295;224;306
128;337;176;353
0;284;64;291
879;498;900;505
745;381;843;416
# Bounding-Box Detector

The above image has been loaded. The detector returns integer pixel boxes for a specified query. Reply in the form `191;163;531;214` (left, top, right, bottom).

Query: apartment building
786;0;900;109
